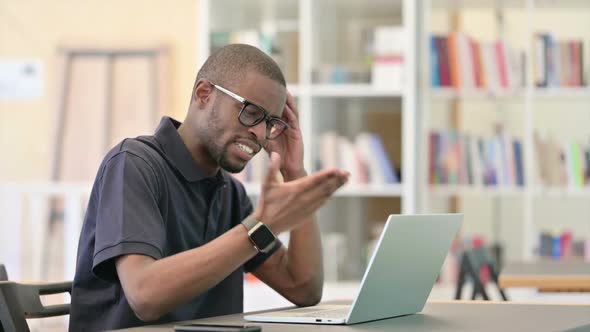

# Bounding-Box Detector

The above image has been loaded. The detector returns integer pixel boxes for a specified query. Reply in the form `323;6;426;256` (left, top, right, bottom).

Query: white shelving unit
199;0;417;279
419;0;590;261
309;84;404;97
428;186;526;197
244;182;404;198
198;0;416;206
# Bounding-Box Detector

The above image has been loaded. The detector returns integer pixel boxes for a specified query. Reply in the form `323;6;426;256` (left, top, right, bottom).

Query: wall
0;0;200;181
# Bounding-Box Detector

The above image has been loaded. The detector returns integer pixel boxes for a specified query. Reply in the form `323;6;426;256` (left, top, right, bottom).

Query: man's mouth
236;142;255;156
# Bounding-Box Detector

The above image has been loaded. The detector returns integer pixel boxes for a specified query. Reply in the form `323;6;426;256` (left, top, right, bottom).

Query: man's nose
248;121;267;142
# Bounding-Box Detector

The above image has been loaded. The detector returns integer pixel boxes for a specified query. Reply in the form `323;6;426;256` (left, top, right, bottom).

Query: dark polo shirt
69;116;280;332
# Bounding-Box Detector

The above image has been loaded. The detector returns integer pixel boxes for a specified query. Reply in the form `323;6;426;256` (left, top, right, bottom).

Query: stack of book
538;230;590;262
428;130;525;187
371;26;405;89
534;34;586;88
430;33;525;90
534;132;590;188
232;132;400;186
317;132;400;185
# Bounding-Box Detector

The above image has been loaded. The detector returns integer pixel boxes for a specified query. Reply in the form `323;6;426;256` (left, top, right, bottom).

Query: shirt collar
153;116;227;184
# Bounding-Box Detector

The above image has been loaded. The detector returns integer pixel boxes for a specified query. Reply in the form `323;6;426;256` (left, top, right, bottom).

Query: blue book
545;34;559;87
539;232;553;257
552;235;562;260
430;35;441;87
513;140;525;186
369;134;399;184
485;139;498;185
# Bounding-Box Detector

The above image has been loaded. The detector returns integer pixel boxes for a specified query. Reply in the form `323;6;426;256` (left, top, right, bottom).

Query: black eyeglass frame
210;82;289;140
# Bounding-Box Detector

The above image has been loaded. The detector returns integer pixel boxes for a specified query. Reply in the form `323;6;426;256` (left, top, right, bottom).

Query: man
69;44;349;331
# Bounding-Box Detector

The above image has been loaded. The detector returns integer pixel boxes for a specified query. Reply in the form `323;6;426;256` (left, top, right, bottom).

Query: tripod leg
455;254;468;300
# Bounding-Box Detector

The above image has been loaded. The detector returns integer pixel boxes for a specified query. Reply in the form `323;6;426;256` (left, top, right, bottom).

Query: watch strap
241;217;259;231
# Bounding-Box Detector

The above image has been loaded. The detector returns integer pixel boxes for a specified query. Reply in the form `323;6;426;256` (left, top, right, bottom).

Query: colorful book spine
430;36;441;87
438;37;451;87
428;130;525;187
513;140;525;186
369;134;399;183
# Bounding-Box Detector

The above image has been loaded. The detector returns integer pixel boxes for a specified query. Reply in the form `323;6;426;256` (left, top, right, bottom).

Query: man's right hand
251;152;349;234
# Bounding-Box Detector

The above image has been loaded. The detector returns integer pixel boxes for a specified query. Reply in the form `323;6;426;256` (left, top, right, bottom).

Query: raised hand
264;92;304;181
251;152;349;234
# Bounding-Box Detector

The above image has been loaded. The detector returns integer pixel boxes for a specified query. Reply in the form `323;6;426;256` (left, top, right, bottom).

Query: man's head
183;44;288;174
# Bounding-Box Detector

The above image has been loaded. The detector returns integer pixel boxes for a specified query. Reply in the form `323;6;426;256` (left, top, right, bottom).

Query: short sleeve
232;180;283;272
92;152;165;282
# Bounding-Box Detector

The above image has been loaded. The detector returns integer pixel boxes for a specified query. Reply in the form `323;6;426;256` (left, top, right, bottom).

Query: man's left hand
264;92;305;181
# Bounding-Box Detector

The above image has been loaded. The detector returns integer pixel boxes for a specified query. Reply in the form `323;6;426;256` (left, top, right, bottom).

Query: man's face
202;71;286;173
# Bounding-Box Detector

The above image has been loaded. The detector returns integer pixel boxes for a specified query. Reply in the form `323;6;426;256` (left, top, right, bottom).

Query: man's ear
193;79;214;108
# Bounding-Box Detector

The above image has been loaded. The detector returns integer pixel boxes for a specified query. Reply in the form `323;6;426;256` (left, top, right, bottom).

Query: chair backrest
0;280;72;332
0;265;7;281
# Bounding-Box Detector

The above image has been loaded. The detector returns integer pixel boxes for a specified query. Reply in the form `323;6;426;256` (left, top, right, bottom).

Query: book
513;140;525;186
319;132;399;185
534;34;586;88
437;37;451;86
429;33;527;91
428;130;525;187
430;36;441;87
369;134;399;183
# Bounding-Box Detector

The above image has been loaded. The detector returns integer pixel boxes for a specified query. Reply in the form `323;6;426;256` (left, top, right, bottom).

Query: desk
499;261;590;292
110;301;590;332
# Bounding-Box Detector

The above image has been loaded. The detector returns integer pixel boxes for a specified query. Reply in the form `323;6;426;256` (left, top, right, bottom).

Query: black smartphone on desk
174;323;261;332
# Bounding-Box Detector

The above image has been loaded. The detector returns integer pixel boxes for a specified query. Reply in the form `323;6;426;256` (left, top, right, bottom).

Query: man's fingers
285;93;299;120
283;106;300;131
293;169;349;200
286;92;295;109
263;152;281;188
296;169;349;191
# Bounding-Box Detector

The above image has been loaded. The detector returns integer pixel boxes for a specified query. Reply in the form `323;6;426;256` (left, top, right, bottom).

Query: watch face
250;224;275;251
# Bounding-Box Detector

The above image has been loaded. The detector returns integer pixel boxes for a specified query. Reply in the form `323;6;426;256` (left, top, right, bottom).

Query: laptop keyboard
299;308;350;318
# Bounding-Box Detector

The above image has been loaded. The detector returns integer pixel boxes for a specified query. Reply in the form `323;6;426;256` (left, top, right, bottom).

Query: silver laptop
244;213;462;325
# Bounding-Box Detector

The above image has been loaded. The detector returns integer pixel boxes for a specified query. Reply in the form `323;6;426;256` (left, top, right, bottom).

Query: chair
0;266;72;332
454;246;508;301
0;265;7;281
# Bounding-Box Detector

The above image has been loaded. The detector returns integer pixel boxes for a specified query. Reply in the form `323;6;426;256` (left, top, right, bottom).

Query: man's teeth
237;143;254;155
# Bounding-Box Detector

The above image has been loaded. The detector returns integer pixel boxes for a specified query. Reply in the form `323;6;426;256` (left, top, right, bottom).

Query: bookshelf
419;0;590;262
199;0;417;279
430;185;526;197
244;182;405;198
308;84;404;97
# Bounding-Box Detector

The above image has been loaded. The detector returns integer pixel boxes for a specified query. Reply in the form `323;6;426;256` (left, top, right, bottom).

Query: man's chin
219;159;246;174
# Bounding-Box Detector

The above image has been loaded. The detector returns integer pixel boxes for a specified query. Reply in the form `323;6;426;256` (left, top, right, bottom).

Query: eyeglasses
210;82;289;140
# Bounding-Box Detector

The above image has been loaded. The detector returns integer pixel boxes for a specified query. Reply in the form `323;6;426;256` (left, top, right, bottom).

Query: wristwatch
241;217;277;254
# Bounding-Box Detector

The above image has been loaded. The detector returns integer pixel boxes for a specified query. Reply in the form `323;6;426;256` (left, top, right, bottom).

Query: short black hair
196;44;286;88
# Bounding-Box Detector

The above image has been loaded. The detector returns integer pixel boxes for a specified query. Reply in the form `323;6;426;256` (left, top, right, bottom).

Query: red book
495;41;509;88
571;42;581;86
437;37;451;86
560;231;573;259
